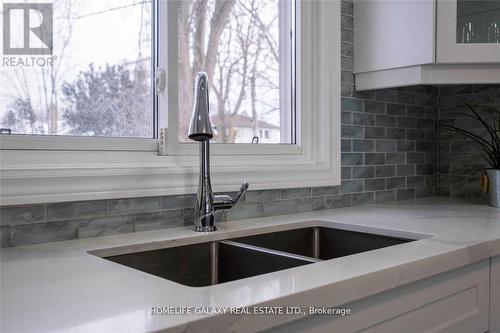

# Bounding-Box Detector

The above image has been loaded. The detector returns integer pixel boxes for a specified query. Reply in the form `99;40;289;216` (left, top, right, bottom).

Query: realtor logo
3;3;53;55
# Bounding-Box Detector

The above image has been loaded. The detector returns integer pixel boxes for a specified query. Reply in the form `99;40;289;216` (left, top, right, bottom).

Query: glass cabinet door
457;0;500;44
437;0;500;63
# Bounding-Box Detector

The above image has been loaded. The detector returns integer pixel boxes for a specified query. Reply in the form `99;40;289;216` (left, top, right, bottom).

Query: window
0;1;341;205
176;0;295;144
1;0;154;138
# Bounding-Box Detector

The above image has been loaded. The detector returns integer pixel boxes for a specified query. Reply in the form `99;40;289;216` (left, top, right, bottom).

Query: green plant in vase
443;102;500;207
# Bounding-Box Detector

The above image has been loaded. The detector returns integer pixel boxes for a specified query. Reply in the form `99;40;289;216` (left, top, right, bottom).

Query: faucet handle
213;182;249;211
233;182;249;206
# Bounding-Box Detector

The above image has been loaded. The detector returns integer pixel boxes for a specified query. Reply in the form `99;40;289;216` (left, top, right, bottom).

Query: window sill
0;147;340;205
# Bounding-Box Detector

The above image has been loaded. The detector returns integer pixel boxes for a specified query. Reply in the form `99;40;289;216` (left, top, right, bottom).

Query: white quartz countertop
1;197;500;333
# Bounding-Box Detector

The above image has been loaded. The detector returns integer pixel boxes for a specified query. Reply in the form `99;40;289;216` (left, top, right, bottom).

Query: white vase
486;169;500;208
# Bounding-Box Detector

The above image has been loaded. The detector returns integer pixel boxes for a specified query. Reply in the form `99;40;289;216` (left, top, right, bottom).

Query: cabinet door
492;256;500;333
265;260;490;333
436;0;500;63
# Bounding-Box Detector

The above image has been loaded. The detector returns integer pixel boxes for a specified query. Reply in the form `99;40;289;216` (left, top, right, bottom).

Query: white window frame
0;0;341;205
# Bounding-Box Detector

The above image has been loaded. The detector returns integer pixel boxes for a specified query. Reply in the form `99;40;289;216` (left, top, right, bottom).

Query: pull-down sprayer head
188;72;213;141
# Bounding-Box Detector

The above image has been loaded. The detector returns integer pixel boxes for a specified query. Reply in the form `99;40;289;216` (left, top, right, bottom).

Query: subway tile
263;200;298;216
376;165;395;178
376;140;396;152
386;152;406;164
364;178;386;191
354;90;376;100
397;117;416;128
341;29;354;43
386;177;406;189
341;84;353;97
352;166;375;179
0;205;45;226
341;0;354;15
79;215;133;238
352;192;375;205
365;101;386;114
183;208;195;225
134;210;185;232
341;167;352;180
341;14;354;29
407;152;425;164
365;127;385;139
226;203;263;221
396;92;415;104
365;153;386;165
416;141;435;152
407;176;425;187
397;188;416;201
375;190;396;203
416;186;435;198
416;164;435;175
11;220;78;247
341;70;354;84
160;194;196;210
415;94;435;106
47;201;106;221
406;105;426;118
439;85;472;96
280;187;311;199
341;111;352;125
311;186;340;197
1;226;10;247
416;118;436;129
375;89;397;102
342;126;364;139
397;164;416;176
341;98;363;112
325;194;352;208
296;197;326;212
244;190;280;203
341;139;352;152
386;128;406;140
376;114;396;127
342;153;363;166
341;42;353;57
341;57;354;71
340;180;364;193
107;197;160;214
471;84;500;94
353;140;375;152
397;140;415;152
407;128;425;140
352;112;375;126
387;103;406;116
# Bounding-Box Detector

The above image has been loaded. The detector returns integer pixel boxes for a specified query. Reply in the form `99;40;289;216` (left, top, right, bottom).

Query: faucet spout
188;72;249;232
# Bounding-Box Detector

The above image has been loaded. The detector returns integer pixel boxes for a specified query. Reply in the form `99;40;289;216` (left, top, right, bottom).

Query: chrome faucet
188;72;249;232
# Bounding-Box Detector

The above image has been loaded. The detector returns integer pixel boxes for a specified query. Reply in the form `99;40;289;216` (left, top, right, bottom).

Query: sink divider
210;241;219;285
313;227;320;259
207;239;322;285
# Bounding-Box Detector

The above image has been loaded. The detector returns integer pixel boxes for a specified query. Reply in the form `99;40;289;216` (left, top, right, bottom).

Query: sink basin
102;225;416;287
105;240;316;287
232;226;414;260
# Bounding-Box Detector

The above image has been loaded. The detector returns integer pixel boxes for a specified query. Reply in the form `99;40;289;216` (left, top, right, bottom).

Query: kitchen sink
102;226;416;287
233;226;414;260
105;239;317;287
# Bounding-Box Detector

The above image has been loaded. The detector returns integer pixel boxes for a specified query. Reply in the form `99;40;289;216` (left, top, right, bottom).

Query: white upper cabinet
354;0;500;91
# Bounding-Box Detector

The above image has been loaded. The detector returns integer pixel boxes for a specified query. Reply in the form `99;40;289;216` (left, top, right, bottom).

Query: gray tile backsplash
2;0;496;248
10;221;78;247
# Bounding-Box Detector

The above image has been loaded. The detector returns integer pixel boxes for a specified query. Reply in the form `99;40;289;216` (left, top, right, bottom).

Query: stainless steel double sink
101;225;417;287
99;226;416;287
